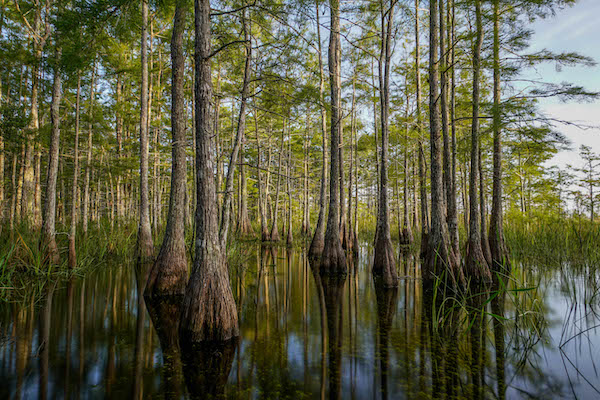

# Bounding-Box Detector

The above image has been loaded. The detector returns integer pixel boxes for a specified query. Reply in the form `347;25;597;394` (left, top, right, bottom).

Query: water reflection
1;245;600;398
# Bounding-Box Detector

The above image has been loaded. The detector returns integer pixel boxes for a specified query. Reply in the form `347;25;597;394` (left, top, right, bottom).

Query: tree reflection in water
2;245;600;398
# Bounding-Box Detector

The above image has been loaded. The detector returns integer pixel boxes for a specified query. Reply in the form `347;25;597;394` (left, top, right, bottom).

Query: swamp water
1;244;599;399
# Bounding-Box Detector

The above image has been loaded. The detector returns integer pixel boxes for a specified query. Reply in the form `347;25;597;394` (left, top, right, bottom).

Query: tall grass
0;218;139;302
505;211;600;269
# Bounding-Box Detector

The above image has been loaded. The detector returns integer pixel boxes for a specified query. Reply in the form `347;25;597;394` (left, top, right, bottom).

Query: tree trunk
448;0;460;260
255;111;270;241
286;136;293;247
302;112;311;237
402;128;413;245
373;0;398;288
145;0;189;298
16;144;25;223
309;0;328;260
415;0;429;257
69;74;82;268
401;91;414;246
34;149;41;227
424;0;462;286
10;152;19;229
179;0;239;343
137;0;154;261
347;78;356;252
220;10;252;246
479;145;492;265
353;107;359;254
21;8;43;225
41;45;62;265
489;0;510;273
238;145;254;236
116;74;123;219
465;0;491;283
440;0;451;218
320;0;347;273
339;114;347;249
83;64;96;234
270;126;285;242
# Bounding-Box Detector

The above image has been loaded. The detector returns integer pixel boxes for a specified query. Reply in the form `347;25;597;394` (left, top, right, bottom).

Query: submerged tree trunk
320;0;346;273
373;0;398;288
145;0;188;298
309;0;328;260
179;0;239;343
489;0;510;273
424;0;462;286
465;0;491;283
137;0;154;261
41;45;62;265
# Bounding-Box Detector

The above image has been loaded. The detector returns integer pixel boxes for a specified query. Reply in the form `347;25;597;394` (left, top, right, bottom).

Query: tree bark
489;0;510;273
320;0;347;273
424;0;462;286
145;0;189;298
179;0;239;343
41;45;62;265
465;0;491;283
137;0;154;261
309;0;328;260
373;0;398;288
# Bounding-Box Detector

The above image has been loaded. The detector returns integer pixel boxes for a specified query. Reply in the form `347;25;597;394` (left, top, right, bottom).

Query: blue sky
527;0;600;169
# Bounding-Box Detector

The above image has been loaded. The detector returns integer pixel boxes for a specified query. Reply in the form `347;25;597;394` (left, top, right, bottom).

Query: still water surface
1;244;599;399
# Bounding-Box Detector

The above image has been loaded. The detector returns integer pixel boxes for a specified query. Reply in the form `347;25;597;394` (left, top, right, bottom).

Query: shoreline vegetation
2;212;599;303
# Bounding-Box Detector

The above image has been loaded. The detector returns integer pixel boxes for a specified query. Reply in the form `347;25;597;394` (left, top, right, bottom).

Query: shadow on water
1;244;600;398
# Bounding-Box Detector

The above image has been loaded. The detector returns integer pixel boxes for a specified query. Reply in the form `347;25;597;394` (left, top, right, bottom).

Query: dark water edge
1;244;599;399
